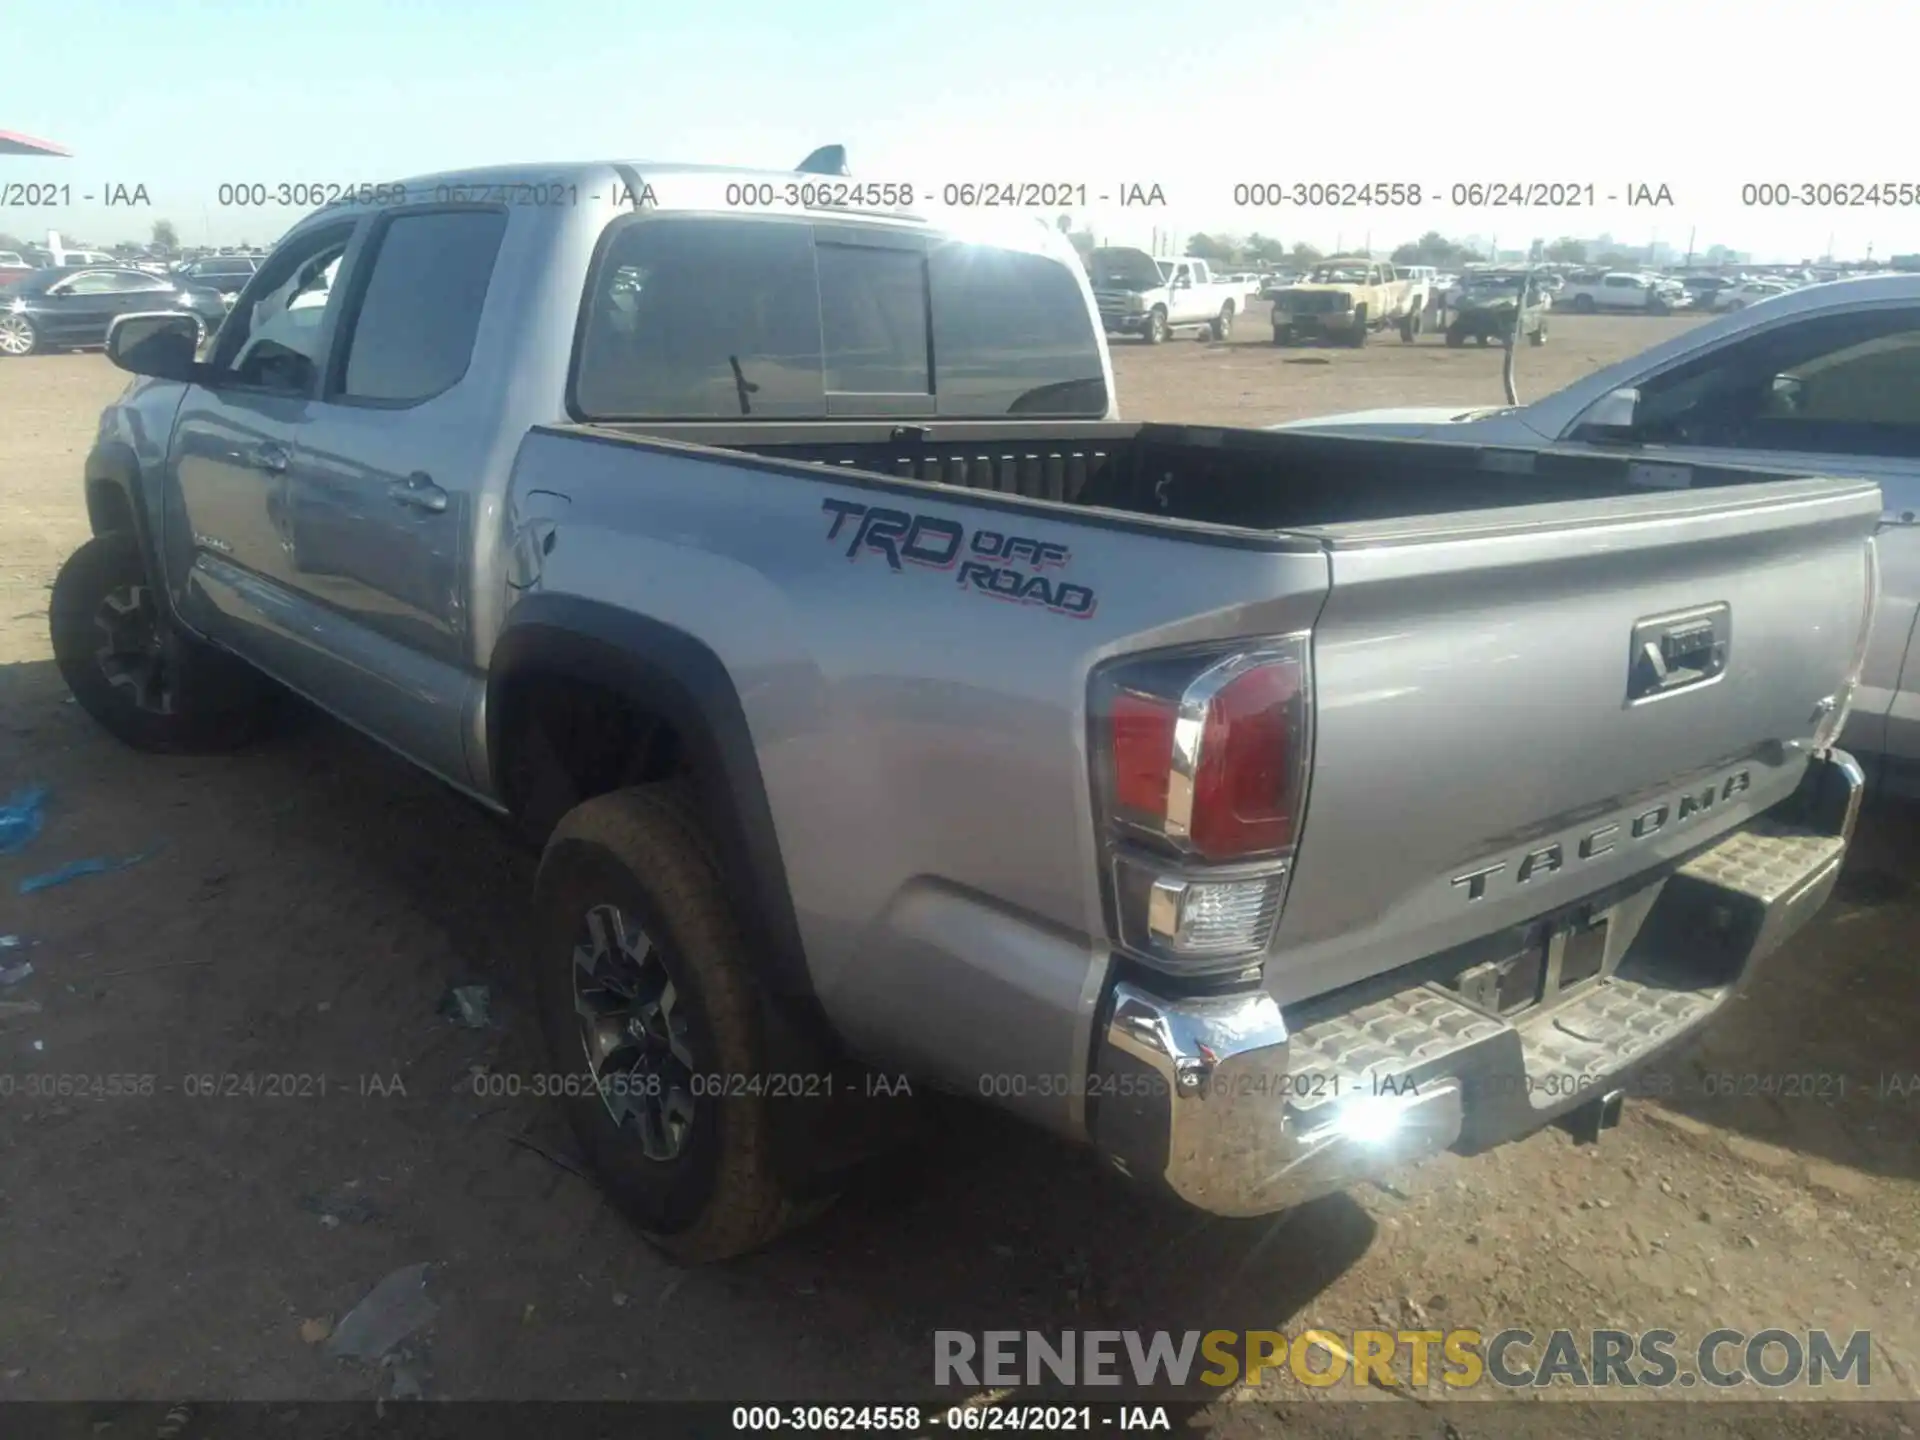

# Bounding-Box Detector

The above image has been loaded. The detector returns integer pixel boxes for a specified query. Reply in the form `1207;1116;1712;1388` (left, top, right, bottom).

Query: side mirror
1572;386;1641;438
106;311;204;381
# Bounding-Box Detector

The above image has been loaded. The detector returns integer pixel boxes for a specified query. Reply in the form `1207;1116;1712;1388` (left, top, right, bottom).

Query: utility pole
1684;226;1695;267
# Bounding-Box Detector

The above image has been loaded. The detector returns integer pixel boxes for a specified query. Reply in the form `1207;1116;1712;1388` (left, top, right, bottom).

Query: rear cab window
570;213;1107;422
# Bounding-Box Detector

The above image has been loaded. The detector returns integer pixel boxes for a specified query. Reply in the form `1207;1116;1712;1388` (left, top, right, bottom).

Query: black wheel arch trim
488;594;816;1003
84;441;165;597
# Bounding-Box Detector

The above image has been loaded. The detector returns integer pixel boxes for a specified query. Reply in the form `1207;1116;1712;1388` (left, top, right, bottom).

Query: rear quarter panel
500;430;1330;1131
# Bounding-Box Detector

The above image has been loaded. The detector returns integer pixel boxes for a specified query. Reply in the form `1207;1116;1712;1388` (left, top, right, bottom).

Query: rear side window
1632;306;1920;457
337;209;508;403
575;218;826;419
929;242;1107;417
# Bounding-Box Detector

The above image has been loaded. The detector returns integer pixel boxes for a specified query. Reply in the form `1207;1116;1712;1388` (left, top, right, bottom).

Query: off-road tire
50;531;277;754
532;784;822;1263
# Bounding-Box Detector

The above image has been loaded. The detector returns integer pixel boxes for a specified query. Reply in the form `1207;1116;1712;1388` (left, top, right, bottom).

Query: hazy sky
4;0;1914;262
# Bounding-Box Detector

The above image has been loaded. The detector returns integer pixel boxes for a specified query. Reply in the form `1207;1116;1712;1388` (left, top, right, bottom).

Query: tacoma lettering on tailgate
1451;768;1753;902
820;497;1097;619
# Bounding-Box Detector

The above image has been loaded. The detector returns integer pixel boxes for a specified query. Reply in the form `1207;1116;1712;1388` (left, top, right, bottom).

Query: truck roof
277;159;1069;256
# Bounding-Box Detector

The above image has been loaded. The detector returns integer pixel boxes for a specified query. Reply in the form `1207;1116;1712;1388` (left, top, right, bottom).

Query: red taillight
1096;644;1309;862
1110;691;1178;819
1092;639;1311;974
1188;661;1300;859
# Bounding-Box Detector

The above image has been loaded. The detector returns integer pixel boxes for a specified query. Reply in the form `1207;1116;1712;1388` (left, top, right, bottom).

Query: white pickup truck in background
1089;247;1244;343
1561;271;1690;315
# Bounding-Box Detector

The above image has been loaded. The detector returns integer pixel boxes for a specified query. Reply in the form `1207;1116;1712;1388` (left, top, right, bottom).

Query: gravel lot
0;312;1915;1426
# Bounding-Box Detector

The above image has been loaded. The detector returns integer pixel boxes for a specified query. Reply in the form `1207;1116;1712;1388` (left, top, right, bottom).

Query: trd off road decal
820;498;1097;619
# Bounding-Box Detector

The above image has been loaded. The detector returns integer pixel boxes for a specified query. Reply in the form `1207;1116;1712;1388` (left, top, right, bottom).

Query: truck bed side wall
493;428;1331;1137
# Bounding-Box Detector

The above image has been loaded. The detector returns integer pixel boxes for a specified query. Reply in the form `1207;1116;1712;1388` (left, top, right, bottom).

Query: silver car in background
1276;273;1920;795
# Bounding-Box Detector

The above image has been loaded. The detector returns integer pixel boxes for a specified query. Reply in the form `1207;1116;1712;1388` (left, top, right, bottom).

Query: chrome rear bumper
1086;749;1864;1217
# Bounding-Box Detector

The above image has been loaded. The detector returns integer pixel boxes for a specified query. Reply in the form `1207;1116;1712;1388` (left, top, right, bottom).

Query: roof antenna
795;145;849;176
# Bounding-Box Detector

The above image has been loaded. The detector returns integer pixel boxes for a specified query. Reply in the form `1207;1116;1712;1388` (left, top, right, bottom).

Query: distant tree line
1182;233;1324;266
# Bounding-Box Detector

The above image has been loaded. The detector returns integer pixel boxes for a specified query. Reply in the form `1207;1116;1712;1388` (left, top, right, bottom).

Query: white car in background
1713;279;1793;311
1273;273;1920;793
52;249;119;269
1225;272;1265;304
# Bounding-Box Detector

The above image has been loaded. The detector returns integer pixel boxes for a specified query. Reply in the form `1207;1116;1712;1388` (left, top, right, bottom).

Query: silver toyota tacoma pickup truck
57;159;1878;1263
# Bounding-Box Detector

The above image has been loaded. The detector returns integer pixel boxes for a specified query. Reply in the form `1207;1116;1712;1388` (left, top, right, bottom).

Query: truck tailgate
1268;476;1880;1006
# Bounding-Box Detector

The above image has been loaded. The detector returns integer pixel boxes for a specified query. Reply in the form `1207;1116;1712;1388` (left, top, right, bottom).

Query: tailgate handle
1628;604;1730;704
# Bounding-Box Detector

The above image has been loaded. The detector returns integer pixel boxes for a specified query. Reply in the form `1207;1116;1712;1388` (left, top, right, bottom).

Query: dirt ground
1106;302;1714;425
1;312;1916;1428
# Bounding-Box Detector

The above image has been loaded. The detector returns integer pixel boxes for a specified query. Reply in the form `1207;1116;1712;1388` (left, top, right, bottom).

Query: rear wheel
1529;323;1547;346
1445;325;1466;348
50;532;278;754
1399;312;1418;343
1571;293;1596;314
1208;305;1233;342
532;785;826;1263
1272;325;1295;347
0;315;39;356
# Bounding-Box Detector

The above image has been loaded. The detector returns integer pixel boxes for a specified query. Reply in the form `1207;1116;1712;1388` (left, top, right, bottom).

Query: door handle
250;443;289;475
388;471;449;514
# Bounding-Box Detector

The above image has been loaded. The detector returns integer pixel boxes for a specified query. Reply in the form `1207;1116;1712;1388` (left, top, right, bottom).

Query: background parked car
1274;272;1920;794
1713;279;1793;311
170;255;260;305
49;249;119;269
1445;271;1548;347
1681;275;1736;308
0;266;228;356
1560;271;1686;314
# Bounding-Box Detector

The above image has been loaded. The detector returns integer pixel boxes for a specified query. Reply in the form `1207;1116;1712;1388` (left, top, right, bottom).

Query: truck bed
515;416;1878;1075
593;418;1858;535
